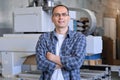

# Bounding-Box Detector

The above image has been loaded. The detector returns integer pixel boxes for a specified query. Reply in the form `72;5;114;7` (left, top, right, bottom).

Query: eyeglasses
53;13;69;17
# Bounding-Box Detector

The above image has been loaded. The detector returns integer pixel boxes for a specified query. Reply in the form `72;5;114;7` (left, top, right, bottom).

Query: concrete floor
0;72;119;80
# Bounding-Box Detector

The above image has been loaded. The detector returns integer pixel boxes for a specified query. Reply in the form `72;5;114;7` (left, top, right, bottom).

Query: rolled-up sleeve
60;35;86;70
36;34;56;72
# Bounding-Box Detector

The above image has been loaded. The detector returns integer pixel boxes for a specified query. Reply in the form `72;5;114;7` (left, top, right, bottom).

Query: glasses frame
52;13;69;17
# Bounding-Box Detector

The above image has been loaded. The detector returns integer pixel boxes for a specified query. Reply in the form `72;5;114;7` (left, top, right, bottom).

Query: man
36;5;86;80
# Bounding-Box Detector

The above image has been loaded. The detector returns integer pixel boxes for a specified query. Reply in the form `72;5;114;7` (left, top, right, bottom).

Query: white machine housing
14;7;54;32
86;35;102;54
0;34;40;77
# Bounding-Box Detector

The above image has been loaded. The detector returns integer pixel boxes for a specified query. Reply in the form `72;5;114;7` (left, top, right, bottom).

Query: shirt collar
52;28;74;39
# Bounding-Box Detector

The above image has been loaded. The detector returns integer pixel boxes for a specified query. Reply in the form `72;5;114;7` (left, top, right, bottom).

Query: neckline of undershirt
56;33;66;39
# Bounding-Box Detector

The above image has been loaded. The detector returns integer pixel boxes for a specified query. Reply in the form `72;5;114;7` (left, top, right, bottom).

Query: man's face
52;6;70;29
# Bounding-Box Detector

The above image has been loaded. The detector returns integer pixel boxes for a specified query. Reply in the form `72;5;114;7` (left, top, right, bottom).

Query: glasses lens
53;13;69;17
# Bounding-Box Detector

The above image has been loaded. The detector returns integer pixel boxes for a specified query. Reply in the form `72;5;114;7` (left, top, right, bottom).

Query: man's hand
46;52;62;67
46;52;55;61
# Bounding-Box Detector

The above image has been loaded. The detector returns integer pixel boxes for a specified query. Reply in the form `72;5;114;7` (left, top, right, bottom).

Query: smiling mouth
58;21;64;23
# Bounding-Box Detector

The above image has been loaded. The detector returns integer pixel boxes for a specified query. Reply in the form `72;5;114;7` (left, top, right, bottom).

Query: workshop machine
0;0;105;80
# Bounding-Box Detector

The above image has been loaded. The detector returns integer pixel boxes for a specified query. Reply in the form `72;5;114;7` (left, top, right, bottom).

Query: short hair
52;5;69;14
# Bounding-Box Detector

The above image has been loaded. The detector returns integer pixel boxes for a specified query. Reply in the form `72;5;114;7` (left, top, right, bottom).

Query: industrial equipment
0;1;103;79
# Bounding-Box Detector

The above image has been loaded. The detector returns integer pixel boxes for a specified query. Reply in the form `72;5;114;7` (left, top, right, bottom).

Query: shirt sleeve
35;34;56;73
60;34;86;71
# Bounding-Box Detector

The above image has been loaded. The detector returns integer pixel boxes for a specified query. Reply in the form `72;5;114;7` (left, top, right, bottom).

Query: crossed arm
46;52;62;68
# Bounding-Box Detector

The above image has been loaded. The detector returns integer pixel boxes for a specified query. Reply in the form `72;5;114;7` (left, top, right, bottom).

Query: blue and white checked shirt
36;29;86;80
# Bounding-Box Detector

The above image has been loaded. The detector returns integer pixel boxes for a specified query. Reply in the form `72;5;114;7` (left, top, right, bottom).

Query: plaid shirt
36;29;86;80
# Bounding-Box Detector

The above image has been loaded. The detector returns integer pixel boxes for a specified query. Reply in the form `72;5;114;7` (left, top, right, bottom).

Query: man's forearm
53;55;62;66
46;52;62;66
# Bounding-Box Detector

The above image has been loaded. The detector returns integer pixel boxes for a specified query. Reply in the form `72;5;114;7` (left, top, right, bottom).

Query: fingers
46;52;54;61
